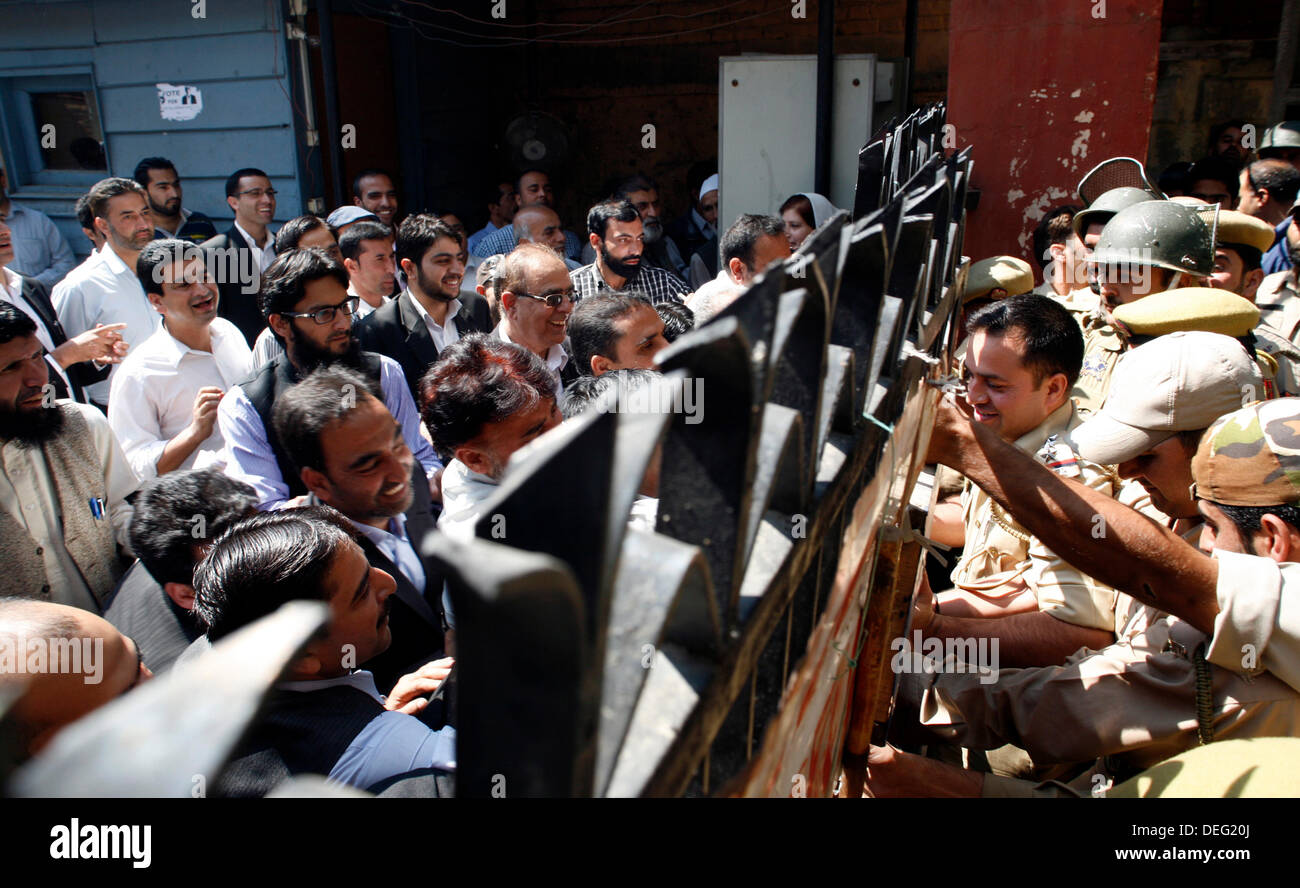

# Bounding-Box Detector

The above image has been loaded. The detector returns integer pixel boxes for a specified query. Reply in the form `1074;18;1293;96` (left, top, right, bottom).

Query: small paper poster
157;83;203;122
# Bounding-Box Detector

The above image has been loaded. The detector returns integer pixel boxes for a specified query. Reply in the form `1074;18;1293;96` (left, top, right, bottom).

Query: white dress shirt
497;323;569;396
233;220;276;273
53;245;161;405
107;317;253;480
347;281;381;322
0;401;138;612
410;294;462;353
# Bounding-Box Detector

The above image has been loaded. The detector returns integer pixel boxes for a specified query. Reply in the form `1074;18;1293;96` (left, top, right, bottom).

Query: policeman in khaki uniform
935;294;1121;665
865;398;1300;799
1255;194;1300;344
1073;199;1215;412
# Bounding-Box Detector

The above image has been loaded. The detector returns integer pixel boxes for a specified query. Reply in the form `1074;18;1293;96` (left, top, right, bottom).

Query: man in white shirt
108;239;253;480
492;243;580;395
688;213;791;324
53;177;161;409
201;168;278;347
356;215;490;404
338;220;395;320
0;302;138;613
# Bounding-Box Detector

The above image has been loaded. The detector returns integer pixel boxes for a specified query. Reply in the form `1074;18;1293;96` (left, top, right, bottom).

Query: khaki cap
1113;287;1260;338
1191;397;1300;507
963;256;1033;304
1195;207;1276;254
1070;331;1263;465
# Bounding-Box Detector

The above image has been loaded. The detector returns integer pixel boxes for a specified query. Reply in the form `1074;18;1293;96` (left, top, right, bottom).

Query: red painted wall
947;0;1163;266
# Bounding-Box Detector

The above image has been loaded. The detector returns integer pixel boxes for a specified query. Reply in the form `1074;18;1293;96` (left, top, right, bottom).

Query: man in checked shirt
569;199;690;305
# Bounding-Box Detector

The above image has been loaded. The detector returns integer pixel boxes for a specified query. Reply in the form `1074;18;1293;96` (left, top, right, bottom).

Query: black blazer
356;290;490;405
201;225;269;348
16;273;108;402
353;460;447;692
486;322;583;389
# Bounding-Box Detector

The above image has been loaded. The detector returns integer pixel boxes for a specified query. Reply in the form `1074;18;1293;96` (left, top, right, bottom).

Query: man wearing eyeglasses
491;243;581;396
201;168;279;348
218;248;443;510
570;199;690;305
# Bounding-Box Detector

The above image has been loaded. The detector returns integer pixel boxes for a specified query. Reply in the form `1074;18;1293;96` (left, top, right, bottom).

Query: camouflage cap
1192;397;1300;507
1112;287;1260;338
963;256;1033;304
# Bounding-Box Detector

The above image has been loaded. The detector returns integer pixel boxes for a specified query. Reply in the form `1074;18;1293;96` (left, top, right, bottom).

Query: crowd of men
5;116;1300;797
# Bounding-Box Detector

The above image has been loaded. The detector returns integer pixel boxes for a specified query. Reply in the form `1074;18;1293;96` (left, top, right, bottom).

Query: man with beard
273;366;449;689
133;157;217;244
54;177;162;410
607;175;688;279
570;199;690;304
357;215;490;404
107;240;253;479
216;247;441;509
0;302;138;612
422;333;562;647
352;169;400;229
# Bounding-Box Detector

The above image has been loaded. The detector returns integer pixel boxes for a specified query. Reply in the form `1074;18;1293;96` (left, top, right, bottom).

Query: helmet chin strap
1165;271;1185;291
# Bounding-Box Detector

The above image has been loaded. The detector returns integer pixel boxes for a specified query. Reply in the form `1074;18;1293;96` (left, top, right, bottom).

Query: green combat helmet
1071;186;1159;239
1091;200;1216;277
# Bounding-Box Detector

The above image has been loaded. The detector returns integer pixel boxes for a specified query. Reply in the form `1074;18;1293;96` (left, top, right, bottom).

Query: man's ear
400;257;417;279
162;582;196;611
1258;513;1300;562
343;257;359;276
454;443;492;477
500;290;517;316
268;312;291;341
1047;242;1066;265
300;466;332;503
588;232;602;252
591;353;614;376
1044;371;1069;408
226;195;238;215
287;648;326;680
1242;268;1266;302
146;292;166;315
94;216;110;239
727;257;747;284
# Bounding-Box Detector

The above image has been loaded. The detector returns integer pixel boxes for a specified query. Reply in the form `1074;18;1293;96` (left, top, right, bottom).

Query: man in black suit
104;469;258;675
0;219;119;402
201;168;278;347
356;215;489;405
272;364;446;691
490;242;582;395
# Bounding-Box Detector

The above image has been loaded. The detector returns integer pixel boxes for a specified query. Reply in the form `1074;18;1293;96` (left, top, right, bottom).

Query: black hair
135;238;203;299
395;214;460;268
516;168;549;194
259;246;350;320
1032;205;1081;270
338;220;393;262
1245;159;1300;207
560;367;662;420
613;174;657;200
191;507;357;641
965;293;1084;387
86;176;146;220
129;469;258;588
779;194;815;229
1187;157;1241;202
1207;119;1248;156
74;193;94;232
0;301;37;345
587;198;640;240
419;333;555;457
1217;502;1300;540
488;180;516;204
1158;161;1195;196
274;214;333;255
721;213;786;271
351;168;394;199
132;157;176;188
272;365;383;476
225;168;269;198
568;292;655;375
1223;242;1264;272
656;300;694;342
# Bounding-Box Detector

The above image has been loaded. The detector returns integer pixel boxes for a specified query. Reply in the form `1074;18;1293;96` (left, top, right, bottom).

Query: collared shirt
250;326;283;370
951;400;1121;631
218;353;441;509
409;294;462;353
152;207;216;244
3;201;75;289
107;318;253;480
466;221;499;255
1;265;72;394
52;245;162;405
1071;309;1127;414
472;222;583;261
0;401;138;612
347;281;382;322
1207;549;1300;694
1257;269;1300;346
233;220;276;273
154;206;194;239
436;458;500;630
350;513;426;593
497;322;569;395
570;261;689;305
277;670;457;789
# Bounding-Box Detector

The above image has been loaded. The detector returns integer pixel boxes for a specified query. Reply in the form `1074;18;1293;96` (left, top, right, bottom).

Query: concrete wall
0;0;304;260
